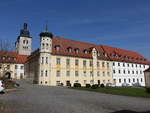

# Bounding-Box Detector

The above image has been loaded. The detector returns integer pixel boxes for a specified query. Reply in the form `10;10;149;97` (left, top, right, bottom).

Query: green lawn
71;87;150;98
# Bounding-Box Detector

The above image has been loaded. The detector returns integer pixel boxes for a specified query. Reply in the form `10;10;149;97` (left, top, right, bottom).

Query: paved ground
0;80;150;113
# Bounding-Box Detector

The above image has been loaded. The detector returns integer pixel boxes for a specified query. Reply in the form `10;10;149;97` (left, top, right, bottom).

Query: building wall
112;61;149;86
37;54;113;86
16;36;32;55
144;72;150;87
0;63;24;79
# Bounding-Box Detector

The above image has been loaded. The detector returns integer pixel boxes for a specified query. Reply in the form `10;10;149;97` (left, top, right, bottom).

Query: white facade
112;61;149;86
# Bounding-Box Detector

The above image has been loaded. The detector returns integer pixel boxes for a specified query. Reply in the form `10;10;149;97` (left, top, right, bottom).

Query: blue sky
0;0;150;59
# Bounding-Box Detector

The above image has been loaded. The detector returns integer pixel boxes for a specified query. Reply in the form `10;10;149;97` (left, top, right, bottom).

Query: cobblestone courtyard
0;80;150;113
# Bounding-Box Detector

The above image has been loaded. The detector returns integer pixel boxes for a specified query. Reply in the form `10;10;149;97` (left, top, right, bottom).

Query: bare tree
0;39;14;51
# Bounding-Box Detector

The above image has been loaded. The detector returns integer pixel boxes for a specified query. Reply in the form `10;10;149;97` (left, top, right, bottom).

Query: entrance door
4;72;11;79
66;81;71;86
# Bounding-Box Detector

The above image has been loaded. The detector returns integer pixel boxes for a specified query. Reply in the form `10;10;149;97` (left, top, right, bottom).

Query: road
0;80;150;113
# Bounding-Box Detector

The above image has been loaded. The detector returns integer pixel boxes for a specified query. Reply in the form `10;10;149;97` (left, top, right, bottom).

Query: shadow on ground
110;110;150;113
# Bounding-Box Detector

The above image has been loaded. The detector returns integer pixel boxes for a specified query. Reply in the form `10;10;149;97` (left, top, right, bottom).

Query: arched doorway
4;72;11;79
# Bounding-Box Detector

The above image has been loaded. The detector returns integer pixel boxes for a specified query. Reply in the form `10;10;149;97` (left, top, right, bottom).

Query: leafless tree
0;39;14;51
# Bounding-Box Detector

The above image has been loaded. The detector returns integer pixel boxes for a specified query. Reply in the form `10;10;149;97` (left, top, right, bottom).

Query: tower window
23;40;26;44
67;47;72;53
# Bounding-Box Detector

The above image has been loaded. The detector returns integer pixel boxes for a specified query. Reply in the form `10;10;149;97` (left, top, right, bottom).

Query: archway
4;72;11;79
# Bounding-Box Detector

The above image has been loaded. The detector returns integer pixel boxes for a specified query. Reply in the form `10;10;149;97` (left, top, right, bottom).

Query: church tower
15;23;32;55
38;25;53;85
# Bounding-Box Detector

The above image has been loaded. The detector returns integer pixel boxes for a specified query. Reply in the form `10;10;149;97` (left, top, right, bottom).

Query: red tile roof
51;37;150;65
0;51;28;64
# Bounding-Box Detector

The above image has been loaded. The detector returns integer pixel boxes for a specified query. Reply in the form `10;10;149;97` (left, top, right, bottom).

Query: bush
100;84;105;88
145;87;150;93
73;83;81;87
91;84;99;89
85;84;91;88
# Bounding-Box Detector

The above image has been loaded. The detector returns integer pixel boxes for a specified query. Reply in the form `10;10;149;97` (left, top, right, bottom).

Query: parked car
0;80;5;94
122;83;130;87
106;83;116;87
132;83;141;87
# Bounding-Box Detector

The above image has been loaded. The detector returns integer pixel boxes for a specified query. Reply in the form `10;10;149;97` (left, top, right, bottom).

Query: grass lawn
71;87;150;98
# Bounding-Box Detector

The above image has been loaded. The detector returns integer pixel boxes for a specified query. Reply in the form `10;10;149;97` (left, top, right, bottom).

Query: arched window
83;49;88;54
67;47;72;53
45;70;48;77
55;45;60;51
23;40;26;44
75;48;79;54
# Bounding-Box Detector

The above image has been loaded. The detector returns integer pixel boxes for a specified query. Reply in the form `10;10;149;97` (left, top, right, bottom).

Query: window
66;59;70;66
118;63;120;66
97;62;100;67
42;43;45;49
75;71;78;77
118;70;121;74
83;49;88;54
75;48;79;54
46;43;49;49
107;63;109;68
41;81;43;84
113;62;115;66
128;78;131;83
137;78;139;83
136;71;138;74
128;70;130;74
7;65;10;69
56;81;60;86
83;71;86;77
113;70;115;73
84;80;86;84
119;79;121;83
136;64;137;67
132;71;134;74
66;71;70;77
68;47;72;53
141;78;143;82
75;59;79;66
132;64;134;67
97;71;100;76
45;70;48;77
23;40;26;44
102;62;105;67
140;71;142;74
123;63;125;67
15;65;18;69
56;70;60;77
83;60;86;67
75;80;79;83
103;71;105;76
46;57;48;64
41;57;44;64
41;70;43;77
90;71;93;77
45;81;47;84
133;78;135;82
90;61;93;67
90;80;94;84
127;64;130;67
55;45;60;51
56;58;60;65
107;72;110;76
123;70;126;74
124;79;126;83
21;66;24;69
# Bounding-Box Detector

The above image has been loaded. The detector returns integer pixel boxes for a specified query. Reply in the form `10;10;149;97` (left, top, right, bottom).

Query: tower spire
45;24;48;32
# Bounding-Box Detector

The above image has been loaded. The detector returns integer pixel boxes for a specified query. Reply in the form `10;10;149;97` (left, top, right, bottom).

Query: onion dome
39;24;53;38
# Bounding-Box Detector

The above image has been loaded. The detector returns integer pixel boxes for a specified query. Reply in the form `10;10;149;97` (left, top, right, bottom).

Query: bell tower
38;25;53;85
15;23;32;55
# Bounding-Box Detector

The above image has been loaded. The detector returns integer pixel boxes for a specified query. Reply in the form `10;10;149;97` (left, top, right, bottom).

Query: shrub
91;84;99;89
145;87;150;93
73;83;81;88
85;84;91;88
100;84;105;88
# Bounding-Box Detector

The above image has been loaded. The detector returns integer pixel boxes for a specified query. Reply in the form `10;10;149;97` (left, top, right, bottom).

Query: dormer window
75;48;79;54
55;45;60;51
83;49;88;54
67;47;72;53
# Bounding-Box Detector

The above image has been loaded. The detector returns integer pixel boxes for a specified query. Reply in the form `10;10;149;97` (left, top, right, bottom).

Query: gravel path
0;80;150;113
